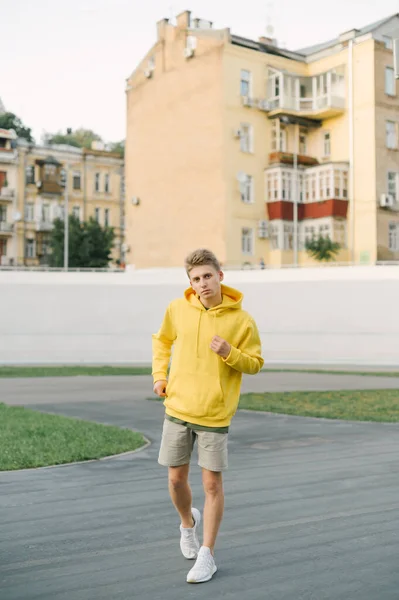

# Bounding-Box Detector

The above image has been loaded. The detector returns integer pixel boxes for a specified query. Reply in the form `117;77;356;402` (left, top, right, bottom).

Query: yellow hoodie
152;284;264;428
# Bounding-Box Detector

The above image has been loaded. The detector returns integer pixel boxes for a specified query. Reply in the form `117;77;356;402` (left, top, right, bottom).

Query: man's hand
210;336;231;359
153;380;168;397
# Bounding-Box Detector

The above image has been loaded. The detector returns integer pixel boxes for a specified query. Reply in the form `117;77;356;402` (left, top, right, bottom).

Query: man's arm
212;318;264;375
152;304;177;384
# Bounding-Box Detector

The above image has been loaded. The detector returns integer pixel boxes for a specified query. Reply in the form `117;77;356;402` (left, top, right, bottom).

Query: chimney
176;10;191;30
259;36;277;46
157;18;169;41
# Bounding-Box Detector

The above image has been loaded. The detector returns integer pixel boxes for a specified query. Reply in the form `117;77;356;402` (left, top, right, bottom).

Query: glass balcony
267;67;346;119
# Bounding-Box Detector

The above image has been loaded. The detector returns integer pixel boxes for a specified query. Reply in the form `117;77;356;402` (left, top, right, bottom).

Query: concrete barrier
1;266;398;366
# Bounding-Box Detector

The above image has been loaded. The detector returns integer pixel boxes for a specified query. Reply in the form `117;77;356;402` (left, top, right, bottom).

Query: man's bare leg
202;469;224;554
168;464;194;528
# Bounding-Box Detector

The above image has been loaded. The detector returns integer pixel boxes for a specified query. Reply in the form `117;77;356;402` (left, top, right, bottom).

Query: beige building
0;134;124;266
125;10;399;268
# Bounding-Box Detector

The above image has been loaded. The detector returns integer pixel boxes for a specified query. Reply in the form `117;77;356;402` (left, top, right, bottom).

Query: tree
0;112;33;142
48;216;114;268
305;235;341;262
47;128;103;150
109;140;125;158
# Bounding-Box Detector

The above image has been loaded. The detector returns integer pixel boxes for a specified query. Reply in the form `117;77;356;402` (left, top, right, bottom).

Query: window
270;224;280;250
104;173;110;193
388;172;397;202
72;205;81;220
319;223;331;239
25;239;35;258
104;208;110;226
334;221;347;247
0;206;6;221
95;173;100;192
241;228;254;255
59;168;67;188
283;224;293;250
44;164;56;181
42;203;50;222
0;239;7;256
319;169;331;200
25;165;35;184
240;124;253;153
299;128;307;155
95;207;100;222
25;202;34;222
385;67;395;96
281;170;292;201
386;121;397;149
383;36;393;50
240;174;254;204
73;171;81;190
389;223;399;251
240;69;251;97
323;132;331;157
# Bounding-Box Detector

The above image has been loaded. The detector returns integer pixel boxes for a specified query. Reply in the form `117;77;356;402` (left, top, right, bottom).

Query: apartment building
125;10;399;268
0;133;124;266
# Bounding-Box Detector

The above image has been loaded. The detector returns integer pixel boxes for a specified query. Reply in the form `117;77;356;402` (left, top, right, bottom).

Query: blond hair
185;248;221;274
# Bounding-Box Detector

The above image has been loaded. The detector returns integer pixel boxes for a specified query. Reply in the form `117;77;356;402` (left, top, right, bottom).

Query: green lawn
263;368;399;378
0;403;146;471
0;366;152;378
239;389;399;422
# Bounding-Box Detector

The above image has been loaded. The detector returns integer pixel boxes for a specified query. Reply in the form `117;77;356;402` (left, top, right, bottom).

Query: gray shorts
158;419;228;472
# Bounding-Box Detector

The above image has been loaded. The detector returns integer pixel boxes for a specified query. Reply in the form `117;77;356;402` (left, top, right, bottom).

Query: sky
2;0;399;144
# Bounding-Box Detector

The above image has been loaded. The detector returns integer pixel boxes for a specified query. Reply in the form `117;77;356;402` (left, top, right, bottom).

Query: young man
152;248;264;584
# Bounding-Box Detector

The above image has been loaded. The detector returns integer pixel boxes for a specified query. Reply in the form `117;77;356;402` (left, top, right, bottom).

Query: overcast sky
2;0;399;144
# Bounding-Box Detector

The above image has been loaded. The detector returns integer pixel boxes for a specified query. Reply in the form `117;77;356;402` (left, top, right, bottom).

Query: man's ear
219;271;224;282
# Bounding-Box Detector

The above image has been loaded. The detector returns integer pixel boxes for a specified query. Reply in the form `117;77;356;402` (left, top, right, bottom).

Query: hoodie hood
184;284;243;311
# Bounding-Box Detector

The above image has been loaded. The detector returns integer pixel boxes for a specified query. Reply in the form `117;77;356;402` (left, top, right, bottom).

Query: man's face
189;265;223;305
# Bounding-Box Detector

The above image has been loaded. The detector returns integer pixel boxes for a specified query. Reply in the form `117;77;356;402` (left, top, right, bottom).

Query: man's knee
168;465;189;490
202;470;223;496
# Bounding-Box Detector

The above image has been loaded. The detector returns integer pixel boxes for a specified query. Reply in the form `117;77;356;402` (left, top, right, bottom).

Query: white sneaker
186;546;217;583
180;508;201;559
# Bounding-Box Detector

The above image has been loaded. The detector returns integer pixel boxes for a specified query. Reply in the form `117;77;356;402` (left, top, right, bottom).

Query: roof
297;14;398;56
231;34;305;62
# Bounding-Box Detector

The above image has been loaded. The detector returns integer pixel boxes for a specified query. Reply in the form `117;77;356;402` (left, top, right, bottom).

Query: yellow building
0;134;124;266
125;10;399;268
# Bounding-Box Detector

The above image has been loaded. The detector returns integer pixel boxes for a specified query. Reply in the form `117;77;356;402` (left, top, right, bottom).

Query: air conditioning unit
36;180;42;189
233;128;242;139
242;96;253;107
258;99;270;111
258;220;269;238
183;47;195;59
380;193;395;208
131;196;140;206
0;187;14;197
144;69;153;79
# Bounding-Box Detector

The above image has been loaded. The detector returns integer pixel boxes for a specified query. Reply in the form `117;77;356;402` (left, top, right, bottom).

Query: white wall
1;266;399;366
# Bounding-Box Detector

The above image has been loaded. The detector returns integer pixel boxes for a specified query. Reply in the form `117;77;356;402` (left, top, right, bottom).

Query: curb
0;436;151;474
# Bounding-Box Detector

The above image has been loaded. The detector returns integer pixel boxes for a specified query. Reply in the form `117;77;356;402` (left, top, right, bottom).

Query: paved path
1;373;399;599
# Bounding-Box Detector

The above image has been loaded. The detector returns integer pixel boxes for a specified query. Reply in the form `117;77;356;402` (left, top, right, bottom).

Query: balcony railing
36;221;54;232
0;222;14;233
267;67;346;118
0;187;15;201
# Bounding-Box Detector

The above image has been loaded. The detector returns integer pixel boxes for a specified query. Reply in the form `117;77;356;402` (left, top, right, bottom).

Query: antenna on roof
265;1;275;39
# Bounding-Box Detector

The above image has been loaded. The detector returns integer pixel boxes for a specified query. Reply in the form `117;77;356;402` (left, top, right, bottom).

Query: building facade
125;10;399;268
0;133;124;266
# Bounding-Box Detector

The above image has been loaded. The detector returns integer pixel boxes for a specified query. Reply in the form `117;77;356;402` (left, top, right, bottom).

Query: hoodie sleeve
152;304;177;383
223;317;264;375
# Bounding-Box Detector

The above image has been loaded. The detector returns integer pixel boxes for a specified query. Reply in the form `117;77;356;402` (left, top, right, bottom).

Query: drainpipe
348;39;355;263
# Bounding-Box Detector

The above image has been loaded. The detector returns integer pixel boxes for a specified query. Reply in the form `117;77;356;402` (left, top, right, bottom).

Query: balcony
269;152;319;167
0;187;15;202
36;221;54;232
266;162;349;222
0;222;14;234
267;67;346;120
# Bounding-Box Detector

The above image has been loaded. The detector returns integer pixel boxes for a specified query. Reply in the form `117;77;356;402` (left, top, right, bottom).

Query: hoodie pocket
166;369;225;420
